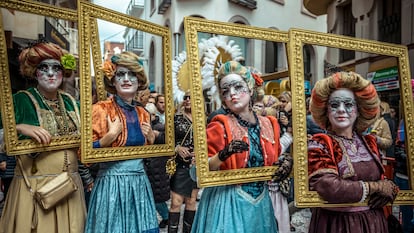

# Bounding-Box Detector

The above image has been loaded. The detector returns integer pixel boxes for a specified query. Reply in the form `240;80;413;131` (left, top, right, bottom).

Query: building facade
1;0;80;97
124;0;327;95
303;0;414;110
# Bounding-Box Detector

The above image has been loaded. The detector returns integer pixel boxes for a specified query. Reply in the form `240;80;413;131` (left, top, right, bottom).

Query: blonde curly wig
310;71;380;134
103;51;148;94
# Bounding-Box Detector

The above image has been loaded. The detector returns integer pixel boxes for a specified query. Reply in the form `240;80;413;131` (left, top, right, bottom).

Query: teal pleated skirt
85;159;159;233
191;184;278;233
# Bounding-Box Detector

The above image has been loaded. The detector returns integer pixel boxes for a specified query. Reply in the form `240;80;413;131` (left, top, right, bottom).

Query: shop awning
12;37;34;48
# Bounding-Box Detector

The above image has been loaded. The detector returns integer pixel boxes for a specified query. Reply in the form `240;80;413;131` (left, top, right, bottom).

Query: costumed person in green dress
191;61;292;233
0;41;87;233
84;51;159;233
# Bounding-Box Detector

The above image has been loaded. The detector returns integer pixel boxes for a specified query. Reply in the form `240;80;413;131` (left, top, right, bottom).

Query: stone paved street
0;189;402;233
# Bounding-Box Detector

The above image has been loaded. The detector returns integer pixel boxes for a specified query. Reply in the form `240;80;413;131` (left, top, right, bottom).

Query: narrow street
156;197;313;233
0;189;401;233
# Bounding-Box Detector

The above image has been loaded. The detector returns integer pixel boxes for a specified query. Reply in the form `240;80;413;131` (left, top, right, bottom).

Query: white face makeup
327;89;358;134
219;73;251;114
114;66;139;96
35;59;63;93
182;95;191;111
252;101;265;116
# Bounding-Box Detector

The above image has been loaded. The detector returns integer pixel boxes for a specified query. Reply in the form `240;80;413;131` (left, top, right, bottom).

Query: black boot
182;210;196;233
168;212;180;233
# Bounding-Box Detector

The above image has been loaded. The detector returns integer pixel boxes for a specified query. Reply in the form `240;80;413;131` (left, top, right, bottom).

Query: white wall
142;0;328;87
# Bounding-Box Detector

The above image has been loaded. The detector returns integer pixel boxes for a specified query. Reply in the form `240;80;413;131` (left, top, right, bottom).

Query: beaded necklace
34;88;70;136
233;111;258;128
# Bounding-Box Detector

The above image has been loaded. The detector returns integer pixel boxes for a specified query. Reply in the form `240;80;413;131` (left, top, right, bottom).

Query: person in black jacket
0;152;15;201
144;102;170;228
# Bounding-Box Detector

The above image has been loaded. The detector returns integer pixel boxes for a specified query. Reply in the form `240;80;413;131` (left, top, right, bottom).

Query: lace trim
359;181;369;203
330;134;356;178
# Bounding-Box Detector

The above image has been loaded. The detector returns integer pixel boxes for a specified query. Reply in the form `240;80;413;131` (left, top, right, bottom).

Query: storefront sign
366;66;399;92
45;20;69;51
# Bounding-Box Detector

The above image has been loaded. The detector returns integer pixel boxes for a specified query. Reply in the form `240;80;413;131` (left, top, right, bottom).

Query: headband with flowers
102;54;144;80
102;61;116;79
19;41;76;78
61;54;76;70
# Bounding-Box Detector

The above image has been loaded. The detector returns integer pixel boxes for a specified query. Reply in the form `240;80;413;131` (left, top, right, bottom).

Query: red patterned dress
308;133;388;233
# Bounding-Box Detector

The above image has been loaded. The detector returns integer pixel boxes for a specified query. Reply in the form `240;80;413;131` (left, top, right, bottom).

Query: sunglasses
183;95;191;100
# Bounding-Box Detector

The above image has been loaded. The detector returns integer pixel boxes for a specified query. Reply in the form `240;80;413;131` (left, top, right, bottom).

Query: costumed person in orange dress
0;41;87;233
308;71;399;233
191;61;292;233
84;51;158;233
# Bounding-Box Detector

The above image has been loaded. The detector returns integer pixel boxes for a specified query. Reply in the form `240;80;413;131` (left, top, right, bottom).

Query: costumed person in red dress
191;61;292;233
307;71;399;233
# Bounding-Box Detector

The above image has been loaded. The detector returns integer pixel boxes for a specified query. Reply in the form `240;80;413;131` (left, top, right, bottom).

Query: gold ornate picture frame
0;0;79;155
288;28;414;207
183;17;290;187
78;1;175;163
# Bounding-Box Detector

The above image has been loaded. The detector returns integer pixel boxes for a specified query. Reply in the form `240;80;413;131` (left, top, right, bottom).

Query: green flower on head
61;54;76;70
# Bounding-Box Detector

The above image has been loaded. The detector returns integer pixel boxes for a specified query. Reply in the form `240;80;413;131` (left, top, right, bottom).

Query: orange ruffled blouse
206;114;281;170
92;96;151;147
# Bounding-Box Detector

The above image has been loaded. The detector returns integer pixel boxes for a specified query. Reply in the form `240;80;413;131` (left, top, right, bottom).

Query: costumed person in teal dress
84;51;158;233
0;41;87;233
191;61;292;233
307;71;399;233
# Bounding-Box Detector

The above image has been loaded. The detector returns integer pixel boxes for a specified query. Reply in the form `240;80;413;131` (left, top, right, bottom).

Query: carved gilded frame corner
78;1;174;163
0;0;80;155
288;28;414;207
183;17;290;187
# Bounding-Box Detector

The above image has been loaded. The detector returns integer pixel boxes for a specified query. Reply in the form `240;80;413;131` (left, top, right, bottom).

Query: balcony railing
228;0;257;10
127;0;144;17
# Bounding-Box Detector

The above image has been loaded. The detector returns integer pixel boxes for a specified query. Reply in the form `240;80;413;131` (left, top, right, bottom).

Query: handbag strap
173;125;192;159
16;155;34;194
17;155;41;228
17;151;70;192
180;124;193;147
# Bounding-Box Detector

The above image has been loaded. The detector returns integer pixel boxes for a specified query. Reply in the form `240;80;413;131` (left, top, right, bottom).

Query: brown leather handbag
17;152;78;210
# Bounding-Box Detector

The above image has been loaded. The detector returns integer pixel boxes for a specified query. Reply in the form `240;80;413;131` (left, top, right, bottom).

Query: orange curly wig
310;71;380;134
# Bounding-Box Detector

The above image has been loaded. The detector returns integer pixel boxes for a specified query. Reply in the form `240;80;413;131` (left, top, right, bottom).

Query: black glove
367;179;399;209
218;140;249;161
272;154;293;182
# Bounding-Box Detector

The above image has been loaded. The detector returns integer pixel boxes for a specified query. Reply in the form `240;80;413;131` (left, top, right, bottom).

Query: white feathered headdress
172;35;244;108
199;36;244;108
172;51;189;104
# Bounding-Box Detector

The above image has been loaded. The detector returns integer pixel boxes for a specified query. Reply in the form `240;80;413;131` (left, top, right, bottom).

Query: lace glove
218;140;249;161
272;154;293;182
367;179;399;209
